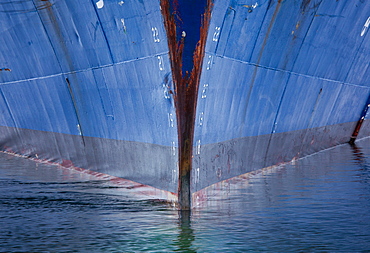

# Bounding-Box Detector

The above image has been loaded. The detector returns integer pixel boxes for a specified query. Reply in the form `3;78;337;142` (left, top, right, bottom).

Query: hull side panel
193;0;370;192
0;0;179;193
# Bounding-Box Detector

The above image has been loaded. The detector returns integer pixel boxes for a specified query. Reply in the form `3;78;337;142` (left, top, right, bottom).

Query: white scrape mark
361;17;370;36
118;1;124;5
96;0;104;9
121;18;126;32
243;2;258;9
77;124;82;135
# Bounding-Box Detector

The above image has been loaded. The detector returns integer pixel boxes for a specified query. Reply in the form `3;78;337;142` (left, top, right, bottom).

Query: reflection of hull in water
0;0;370;206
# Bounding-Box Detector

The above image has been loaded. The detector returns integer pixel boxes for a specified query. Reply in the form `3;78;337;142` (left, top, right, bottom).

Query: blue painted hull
192;0;370;192
0;0;179;193
1;0;369;199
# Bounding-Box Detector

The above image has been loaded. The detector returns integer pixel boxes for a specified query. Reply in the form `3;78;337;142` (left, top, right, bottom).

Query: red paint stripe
1;150;178;203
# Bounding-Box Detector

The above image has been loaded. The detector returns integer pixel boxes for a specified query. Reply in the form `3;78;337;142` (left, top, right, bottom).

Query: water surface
1;138;370;252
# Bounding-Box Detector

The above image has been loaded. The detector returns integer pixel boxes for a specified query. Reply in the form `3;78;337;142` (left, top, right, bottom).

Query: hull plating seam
206;54;370;89
0;53;169;86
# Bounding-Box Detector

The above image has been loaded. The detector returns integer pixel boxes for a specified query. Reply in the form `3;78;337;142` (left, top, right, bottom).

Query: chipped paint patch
96;0;104;9
243;2;258;9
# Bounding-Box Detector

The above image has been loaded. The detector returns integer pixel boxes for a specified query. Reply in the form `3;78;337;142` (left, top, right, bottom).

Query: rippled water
1;138;370;252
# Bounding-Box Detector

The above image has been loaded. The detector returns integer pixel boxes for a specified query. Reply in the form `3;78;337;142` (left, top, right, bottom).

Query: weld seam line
207;53;369;89
0;52;169;86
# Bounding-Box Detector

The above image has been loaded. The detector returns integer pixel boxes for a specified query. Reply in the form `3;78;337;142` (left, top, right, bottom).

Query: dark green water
1;138;370;252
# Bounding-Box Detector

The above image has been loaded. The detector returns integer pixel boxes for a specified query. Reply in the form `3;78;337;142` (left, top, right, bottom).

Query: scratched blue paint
2;0;367;147
33;0;112;72
0;76;79;135
1;0;370;195
0;0;177;147
273;75;369;134
0;89;16;128
64;56;176;144
194;0;370;145
0;3;61;83
94;0;168;63
293;0;370;83
0;0;179;193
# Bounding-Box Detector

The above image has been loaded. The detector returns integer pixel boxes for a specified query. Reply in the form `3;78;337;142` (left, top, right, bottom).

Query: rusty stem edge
349;93;370;145
160;0;213;209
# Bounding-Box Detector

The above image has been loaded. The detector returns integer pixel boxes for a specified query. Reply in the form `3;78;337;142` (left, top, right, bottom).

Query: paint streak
65;78;86;146
160;0;212;209
33;0;74;71
34;0;87;146
300;0;312;12
239;0;283;136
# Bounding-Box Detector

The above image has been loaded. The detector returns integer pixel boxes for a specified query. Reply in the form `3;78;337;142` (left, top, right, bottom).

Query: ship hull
0;125;178;193
192;121;368;192
1;0;370;203
192;0;370;192
0;0;179;195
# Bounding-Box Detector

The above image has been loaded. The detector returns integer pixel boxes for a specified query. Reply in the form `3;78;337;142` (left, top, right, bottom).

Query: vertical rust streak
247;0;283;105
349;118;365;144
349;94;370;144
160;0;212;209
35;0;74;71
240;0;283;138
